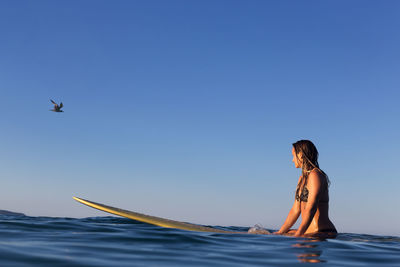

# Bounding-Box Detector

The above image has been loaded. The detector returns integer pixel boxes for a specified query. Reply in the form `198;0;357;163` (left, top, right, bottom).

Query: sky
0;0;399;236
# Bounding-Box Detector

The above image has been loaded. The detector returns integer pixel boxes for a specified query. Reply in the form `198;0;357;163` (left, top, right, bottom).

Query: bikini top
295;174;329;203
296;185;309;202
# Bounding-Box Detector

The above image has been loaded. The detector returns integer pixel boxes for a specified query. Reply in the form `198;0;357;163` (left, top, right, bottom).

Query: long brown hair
293;140;330;191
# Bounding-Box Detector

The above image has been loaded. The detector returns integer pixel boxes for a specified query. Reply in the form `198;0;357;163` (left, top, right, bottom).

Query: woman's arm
294;171;322;236
276;200;301;234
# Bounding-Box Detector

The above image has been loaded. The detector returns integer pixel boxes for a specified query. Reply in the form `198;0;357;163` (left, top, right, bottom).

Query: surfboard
73;197;244;234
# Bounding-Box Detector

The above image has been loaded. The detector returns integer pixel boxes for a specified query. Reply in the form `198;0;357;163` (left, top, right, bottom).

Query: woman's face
292;147;302;168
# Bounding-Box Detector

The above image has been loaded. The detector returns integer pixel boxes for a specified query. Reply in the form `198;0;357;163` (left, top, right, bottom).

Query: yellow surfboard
73;197;243;234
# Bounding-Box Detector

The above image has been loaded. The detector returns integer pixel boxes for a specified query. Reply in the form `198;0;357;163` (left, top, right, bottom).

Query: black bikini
296;185;309;202
296;184;330;203
319;228;338;233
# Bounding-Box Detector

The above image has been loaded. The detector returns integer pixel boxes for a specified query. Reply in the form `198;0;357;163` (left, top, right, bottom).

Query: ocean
0;215;399;266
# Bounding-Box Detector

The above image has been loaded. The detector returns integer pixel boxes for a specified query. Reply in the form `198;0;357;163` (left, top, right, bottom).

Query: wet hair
292;140;330;190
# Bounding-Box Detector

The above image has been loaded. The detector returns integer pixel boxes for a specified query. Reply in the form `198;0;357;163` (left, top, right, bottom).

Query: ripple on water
0;215;399;266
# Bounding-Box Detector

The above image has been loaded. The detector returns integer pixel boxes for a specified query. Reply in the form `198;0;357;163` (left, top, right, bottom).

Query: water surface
0;215;399;266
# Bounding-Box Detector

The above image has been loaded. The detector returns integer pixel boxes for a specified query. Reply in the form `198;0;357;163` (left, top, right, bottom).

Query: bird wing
50;99;57;105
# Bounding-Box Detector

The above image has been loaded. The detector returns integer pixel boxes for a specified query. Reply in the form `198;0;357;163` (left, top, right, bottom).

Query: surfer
275;140;337;237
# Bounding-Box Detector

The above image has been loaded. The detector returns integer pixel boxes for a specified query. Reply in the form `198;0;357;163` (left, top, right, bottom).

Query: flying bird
50;99;64;112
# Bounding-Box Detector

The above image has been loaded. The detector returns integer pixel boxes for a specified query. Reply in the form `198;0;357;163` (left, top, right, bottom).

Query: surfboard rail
73;196;241;234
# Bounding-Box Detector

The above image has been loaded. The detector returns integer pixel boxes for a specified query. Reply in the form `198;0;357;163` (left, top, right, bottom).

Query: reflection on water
293;238;327;263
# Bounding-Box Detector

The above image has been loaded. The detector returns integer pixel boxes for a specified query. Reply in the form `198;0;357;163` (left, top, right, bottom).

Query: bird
50;99;64;112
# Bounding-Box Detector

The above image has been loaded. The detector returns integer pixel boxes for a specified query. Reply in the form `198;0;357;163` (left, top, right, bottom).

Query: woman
276;140;336;237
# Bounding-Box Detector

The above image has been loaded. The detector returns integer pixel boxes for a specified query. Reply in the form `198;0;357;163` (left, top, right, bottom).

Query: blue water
0;215;399;266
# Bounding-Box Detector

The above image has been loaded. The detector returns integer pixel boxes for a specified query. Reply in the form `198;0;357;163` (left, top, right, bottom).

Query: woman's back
301;169;336;234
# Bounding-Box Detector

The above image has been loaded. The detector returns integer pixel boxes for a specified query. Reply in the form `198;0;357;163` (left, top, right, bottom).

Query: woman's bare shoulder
308;169;325;185
310;168;324;177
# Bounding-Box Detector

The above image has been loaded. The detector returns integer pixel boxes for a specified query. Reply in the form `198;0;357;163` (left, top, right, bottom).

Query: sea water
0;215;399;266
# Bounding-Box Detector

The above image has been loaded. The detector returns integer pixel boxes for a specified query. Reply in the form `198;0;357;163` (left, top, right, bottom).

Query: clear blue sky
0;0;399;236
